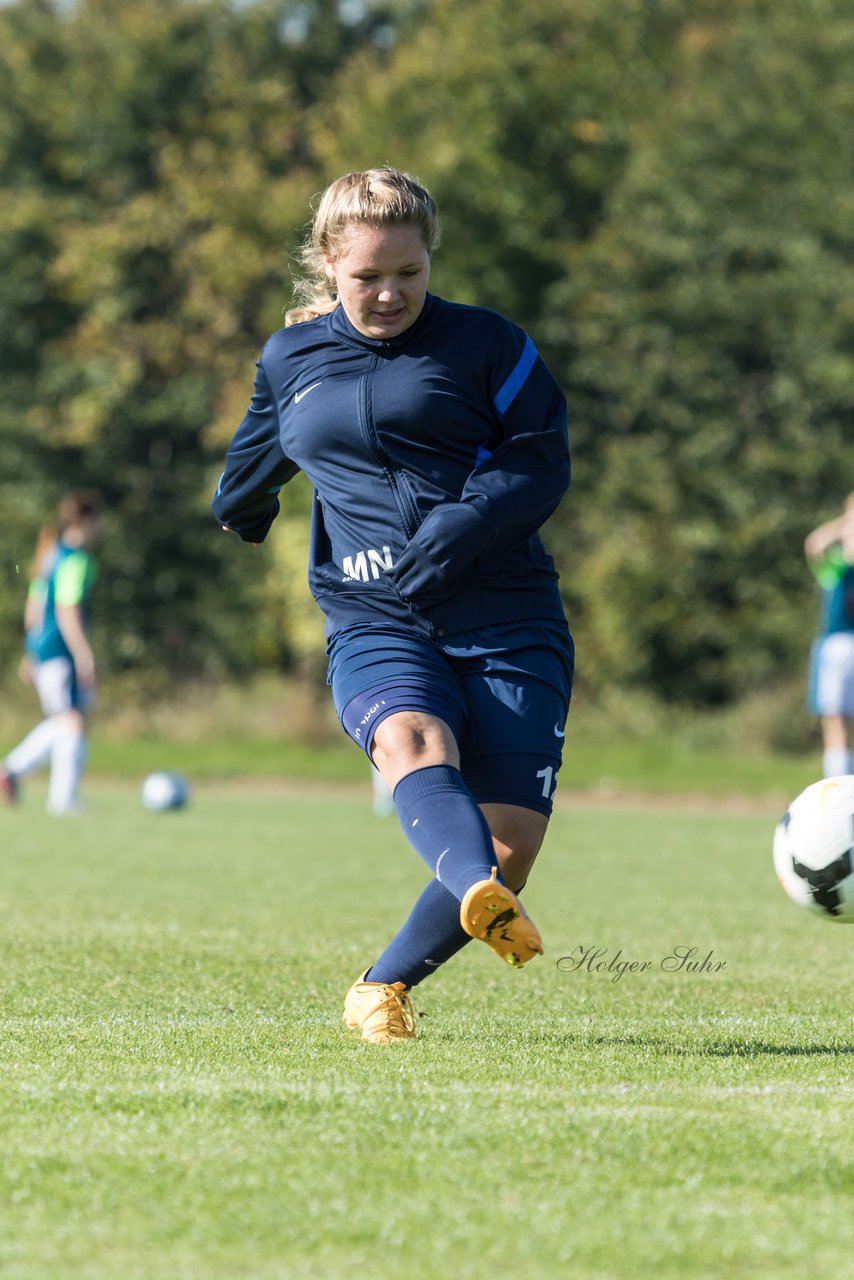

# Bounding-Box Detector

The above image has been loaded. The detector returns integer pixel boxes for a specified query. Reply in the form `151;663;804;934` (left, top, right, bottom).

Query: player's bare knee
371;711;459;787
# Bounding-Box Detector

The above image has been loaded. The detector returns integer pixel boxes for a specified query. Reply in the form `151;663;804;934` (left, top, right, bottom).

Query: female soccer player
213;167;573;1041
1;491;100;815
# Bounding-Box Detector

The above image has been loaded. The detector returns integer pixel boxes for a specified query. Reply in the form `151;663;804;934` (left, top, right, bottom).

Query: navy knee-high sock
391;763;498;902
367;878;471;988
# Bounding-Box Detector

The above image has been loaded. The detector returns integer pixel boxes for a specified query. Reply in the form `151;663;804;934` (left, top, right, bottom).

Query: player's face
325;223;430;339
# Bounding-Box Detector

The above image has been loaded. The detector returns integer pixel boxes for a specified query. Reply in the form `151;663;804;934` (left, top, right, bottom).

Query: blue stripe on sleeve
494;336;538;417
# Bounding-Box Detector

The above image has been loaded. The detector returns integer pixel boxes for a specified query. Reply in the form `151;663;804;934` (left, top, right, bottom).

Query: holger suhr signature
557;945;727;983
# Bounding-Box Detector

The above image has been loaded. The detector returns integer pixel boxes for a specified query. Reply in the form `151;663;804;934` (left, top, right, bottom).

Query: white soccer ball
773;776;854;922
141;771;189;812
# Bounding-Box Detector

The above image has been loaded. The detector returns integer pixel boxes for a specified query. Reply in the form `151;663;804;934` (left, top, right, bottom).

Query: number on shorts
536;765;558;801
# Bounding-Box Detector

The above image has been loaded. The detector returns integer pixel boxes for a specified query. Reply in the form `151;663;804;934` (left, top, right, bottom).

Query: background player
805;493;854;777
1;491;100;814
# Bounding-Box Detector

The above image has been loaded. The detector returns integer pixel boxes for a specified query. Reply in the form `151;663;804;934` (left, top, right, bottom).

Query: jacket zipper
358;353;420;539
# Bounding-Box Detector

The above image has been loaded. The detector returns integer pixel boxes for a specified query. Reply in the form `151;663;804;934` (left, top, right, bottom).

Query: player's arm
24;584;42;634
804;506;854;561
212;359;299;544
18;582;44;684
389;329;569;604
56;603;95;689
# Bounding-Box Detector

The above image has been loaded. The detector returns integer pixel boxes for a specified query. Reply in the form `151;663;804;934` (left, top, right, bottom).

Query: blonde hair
286;166;440;326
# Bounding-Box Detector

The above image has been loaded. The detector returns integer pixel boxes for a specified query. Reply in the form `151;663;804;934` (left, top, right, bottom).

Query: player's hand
221;525;260;547
75;652;96;689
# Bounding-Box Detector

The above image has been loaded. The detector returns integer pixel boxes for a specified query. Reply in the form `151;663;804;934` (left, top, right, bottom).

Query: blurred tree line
0;0;851;711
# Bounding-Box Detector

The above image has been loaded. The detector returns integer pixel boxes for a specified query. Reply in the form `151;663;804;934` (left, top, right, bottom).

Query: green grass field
2;779;853;1279
86;730;820;801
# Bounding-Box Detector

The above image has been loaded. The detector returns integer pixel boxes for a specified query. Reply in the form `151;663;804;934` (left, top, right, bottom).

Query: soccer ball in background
141;771;190;813
773;776;854;922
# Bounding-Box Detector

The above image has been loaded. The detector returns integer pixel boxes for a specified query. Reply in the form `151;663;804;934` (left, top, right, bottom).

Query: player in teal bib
805;494;854;777
1;492;100;814
26;541;97;667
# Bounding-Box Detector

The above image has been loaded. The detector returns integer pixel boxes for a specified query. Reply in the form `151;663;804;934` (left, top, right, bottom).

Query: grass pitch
2;780;853;1279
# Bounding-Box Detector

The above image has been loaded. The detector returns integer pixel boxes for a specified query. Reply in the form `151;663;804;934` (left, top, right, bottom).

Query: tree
558;0;854;702
3;0;850;717
307;0;690;337
0;0;395;684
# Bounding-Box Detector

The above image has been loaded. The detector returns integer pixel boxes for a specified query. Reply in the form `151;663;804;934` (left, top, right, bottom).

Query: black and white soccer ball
773;776;854;922
141;771;189;812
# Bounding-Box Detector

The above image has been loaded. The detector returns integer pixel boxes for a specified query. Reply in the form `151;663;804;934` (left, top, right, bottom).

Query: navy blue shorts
327;619;574;816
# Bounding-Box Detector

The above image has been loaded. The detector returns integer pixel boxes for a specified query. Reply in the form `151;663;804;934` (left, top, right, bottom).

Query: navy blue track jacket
212;293;571;640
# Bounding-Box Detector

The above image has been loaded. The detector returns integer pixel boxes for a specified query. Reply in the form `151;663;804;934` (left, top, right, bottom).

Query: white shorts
32;656;94;717
811;632;854;716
